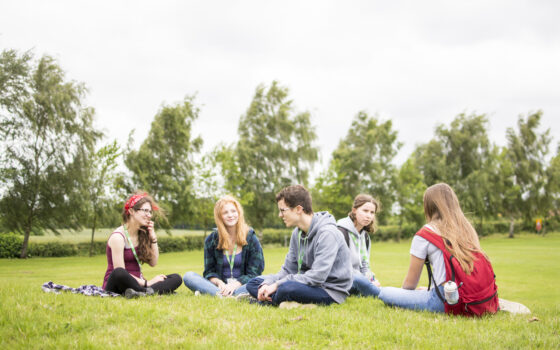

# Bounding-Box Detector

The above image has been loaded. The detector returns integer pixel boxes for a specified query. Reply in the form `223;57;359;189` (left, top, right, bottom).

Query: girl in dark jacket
183;195;264;297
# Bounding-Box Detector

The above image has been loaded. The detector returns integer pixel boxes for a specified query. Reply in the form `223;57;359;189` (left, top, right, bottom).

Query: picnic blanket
42;281;121;297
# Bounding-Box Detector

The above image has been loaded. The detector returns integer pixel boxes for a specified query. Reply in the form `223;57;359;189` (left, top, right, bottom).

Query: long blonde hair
423;183;486;274
214;195;249;251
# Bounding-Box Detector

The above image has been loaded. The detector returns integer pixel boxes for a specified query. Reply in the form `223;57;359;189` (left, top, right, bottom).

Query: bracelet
144;279;147;288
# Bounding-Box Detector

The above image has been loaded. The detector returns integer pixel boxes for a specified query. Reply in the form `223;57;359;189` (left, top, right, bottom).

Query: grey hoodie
337;216;372;276
262;211;352;304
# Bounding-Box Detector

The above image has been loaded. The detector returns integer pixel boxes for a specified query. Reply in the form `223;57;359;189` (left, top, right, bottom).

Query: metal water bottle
444;281;459;305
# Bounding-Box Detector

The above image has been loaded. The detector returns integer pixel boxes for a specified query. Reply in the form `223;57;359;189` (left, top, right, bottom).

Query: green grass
1;233;559;349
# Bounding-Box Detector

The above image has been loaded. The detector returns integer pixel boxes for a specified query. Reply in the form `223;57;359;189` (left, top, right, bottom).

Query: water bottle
444;281;459;305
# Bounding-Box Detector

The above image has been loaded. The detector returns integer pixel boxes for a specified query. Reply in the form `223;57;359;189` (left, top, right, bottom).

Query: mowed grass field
1;233;559;349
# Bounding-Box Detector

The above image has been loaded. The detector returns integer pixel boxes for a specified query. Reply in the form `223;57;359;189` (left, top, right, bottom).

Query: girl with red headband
102;192;182;298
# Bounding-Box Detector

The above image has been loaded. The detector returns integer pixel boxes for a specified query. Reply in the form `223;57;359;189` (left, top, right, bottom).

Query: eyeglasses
278;207;292;216
136;208;153;216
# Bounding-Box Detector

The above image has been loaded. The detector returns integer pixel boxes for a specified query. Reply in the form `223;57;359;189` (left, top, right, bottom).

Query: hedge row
0;220;548;258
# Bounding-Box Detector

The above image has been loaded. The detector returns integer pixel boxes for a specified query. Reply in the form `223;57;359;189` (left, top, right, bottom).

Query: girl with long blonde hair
364;183;494;313
183;195;265;297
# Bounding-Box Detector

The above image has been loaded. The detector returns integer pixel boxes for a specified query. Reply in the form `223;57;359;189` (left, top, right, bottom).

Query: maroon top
102;230;142;289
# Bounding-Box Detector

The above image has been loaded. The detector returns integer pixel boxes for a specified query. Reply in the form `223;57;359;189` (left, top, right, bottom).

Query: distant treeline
1;49;559;258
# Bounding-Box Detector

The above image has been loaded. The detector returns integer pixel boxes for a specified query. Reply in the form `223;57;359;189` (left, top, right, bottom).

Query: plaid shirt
203;228;265;284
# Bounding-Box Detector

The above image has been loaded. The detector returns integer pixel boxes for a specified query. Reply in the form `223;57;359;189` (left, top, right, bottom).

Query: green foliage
413;113;499;233
506;111;551;235
125;96;203;226
4;234;206;257
314;112;401;222
394;157;426;232
0;233;23;258
157;235;205;253
0;49;101;257
545;146;560;225
83;140;122;256
191;150;224;233
220;81;319;230
27;242;78;257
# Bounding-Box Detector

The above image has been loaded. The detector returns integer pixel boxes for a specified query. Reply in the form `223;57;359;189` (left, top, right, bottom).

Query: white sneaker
279;301;317;310
499;298;531;314
194;291;200;296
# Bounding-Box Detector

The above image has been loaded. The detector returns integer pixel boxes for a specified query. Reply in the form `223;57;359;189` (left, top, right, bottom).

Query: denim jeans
378;285;445;313
246;277;335;306
182;271;248;296
350;274;381;297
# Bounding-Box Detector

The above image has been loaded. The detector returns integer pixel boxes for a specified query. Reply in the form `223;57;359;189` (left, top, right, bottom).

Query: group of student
102;183;500;315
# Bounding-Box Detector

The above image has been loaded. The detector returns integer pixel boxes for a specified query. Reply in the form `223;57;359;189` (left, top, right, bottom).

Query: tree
506;111;551;233
313;112;401;223
125;96;202;226
544;145;560;232
192;150;224;234
491;147;521;238
84;141;121;256
0;50;101;257
394;157;426;238
414;113;496;233
220;81;319;230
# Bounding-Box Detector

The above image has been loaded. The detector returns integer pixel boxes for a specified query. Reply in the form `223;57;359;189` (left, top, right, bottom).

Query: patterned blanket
42;281;121;297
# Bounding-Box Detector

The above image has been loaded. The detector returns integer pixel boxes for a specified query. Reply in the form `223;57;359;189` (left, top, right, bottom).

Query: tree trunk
397;217;402;242
90;214;97;257
508;216;515;238
20;227;31;258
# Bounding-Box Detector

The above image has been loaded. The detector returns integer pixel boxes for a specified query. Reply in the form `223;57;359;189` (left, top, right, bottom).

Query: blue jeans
378;285;445;313
350;274;381;297
182;271;248;296
246;277;335;306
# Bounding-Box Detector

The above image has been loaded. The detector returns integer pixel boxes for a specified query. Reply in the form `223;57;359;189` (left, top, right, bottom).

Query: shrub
0;233;23;258
260;228;292;246
28;242;77;257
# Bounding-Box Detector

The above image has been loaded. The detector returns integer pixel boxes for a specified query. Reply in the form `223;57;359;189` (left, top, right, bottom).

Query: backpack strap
338;227;350;247
424;259;446;304
417;227;451;304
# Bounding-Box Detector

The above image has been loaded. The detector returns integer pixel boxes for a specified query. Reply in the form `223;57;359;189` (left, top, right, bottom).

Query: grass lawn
1;233;559;349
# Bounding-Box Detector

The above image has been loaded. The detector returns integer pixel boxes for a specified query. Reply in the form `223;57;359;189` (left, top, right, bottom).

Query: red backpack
416;227;499;317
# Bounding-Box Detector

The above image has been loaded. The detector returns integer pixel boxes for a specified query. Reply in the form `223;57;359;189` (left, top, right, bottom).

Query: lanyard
123;224;143;278
225;244;238;278
297;229;308;274
349;232;369;265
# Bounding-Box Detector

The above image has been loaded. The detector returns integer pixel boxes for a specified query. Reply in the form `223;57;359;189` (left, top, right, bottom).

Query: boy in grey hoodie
245;185;352;306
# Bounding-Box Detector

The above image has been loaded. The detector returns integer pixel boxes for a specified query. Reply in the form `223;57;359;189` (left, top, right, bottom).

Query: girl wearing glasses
102;192;182;297
337;194;381;297
183;195;264;297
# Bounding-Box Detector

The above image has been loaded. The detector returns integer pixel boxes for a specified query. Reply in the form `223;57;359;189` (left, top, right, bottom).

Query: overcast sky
1;1;559;178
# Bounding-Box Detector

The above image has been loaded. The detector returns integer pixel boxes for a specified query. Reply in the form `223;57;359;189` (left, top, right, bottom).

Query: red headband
124;193;159;212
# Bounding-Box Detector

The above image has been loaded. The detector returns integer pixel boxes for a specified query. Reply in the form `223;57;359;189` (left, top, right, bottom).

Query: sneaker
279;301;317;310
144;287;155;296
499;298;531;314
124;288;146;299
194;290;201;296
236;293;257;303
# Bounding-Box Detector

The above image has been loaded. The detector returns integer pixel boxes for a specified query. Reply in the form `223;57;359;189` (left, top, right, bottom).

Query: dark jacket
203;228;265;284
